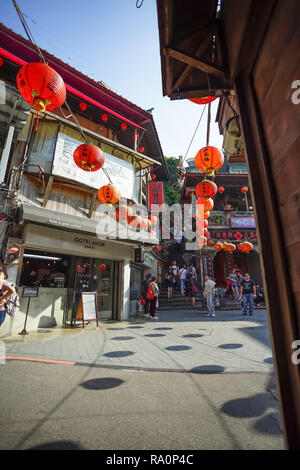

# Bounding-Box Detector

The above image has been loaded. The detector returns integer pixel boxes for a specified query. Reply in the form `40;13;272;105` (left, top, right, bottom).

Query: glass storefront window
20;250;71;287
130;265;142;301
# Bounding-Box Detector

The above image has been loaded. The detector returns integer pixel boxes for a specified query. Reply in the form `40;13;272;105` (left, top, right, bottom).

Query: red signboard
210;229;257;240
148;182;164;210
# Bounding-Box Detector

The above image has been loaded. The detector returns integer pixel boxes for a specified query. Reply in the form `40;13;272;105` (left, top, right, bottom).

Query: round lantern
73;144;105;171
79;102;87;111
140;218;149;230
153;246;162;252
149;215;158;226
99;264;106;271
194;146;224;176
150;173;157;180
97;184;120;204
207;239;214;247
197;236;207;248
238;241;253;254
217;186;225;194
241;186;249;193
223;242;236;253
127;215;142;227
224;204;232;211
214;241;223;250
17;62;66;112
204;211;210;219
195;179;217;198
115;204;132;220
121;122;128;131
189;96;217;105
101;113;109;122
0;57;3;67
139;146;145;153
197;197;214;211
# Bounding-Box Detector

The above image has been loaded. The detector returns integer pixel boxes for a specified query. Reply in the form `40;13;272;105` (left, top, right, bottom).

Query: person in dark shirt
240;273;256;316
142;273;152;315
21;269;40;287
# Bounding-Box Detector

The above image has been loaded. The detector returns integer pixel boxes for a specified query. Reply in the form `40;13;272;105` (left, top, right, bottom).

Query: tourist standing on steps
229;269;239;300
147;276;160;319
169;260;179;291
240;273;256;316
179;264;187;294
203;275;216;317
165;268;174;303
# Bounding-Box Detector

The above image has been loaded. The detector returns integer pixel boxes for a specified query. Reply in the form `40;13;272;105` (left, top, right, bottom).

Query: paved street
0;308;284;450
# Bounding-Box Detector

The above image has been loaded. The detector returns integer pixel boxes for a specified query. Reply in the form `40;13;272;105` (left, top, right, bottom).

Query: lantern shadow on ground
126;326;144;329
80;377;124;390
144;334;166;338
111;336;134;341
154;327;173;330
165;345;191;351
103;351;135;358
190;365;225;374
218;343;243;349
221;393;269;418
182;334;204;338
253;413;282;435
264;357;273;364
26;441;84;450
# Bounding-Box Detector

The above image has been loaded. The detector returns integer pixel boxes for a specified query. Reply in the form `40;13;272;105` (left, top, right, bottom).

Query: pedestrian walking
169;260;179;291
203;275;216;317
0;269;15;327
165;268;175;303
142;273;152;315
147;276;159;319
240;273;257;316
179;264;187;294
184;268;195;308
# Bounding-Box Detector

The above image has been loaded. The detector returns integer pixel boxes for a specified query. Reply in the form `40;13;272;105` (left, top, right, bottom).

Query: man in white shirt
179;264;187;294
203;275;216;317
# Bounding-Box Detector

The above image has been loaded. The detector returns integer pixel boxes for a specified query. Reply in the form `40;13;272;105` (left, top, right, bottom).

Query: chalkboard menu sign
75;292;98;328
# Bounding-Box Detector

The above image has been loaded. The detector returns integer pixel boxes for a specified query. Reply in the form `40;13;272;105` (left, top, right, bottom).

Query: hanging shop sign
210;229;257;241
134;247;145;263
148;181;164;210
230;217;256;228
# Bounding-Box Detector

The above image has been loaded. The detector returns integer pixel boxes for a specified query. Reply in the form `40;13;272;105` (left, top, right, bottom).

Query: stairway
158;281;205;310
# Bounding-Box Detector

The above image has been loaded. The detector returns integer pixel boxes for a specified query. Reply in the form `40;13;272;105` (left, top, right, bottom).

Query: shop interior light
23;254;62;261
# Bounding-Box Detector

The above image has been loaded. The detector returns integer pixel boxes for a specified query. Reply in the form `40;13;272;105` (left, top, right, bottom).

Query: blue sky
1;0;223;161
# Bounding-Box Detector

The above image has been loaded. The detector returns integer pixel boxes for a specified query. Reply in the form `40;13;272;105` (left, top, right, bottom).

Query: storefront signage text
74;237;105;250
210;230;257;240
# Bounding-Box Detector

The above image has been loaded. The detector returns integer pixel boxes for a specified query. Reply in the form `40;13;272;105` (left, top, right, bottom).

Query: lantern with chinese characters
101;113;109;122
73;144;105;171
238;241;253;254
217;186;225;194
79;102;87;111
195;179;217;198
97;184;120;204
17;62;66;112
214;241;223;250
189;96;217;105
197;197;214;212
194;146;224;176
121;122;127;131
115;204;132;220
241;186;248;193
99;264;106;271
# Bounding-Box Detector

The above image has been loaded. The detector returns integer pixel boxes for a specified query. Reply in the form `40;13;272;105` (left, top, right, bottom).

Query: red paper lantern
79;102;87;111
97;184;120;204
195;179;217;198
207;239;214;247
115;204;132;220
204;211;210;219
153;246;162;252
241;186;249;193
196;219;208;229
195;146;224;176
17;62;66;112
73;144;105;171
197;236;207;248
99;264;106;271
121;122;128;131
101;113;108;122
150;173;157;180
223;242;236;253
214;241;223;250
139;146;145;153
217;186;225;194
237;241;253;254
127;215;142;227
0;57;4;67
197;197;214;211
189;96;217;105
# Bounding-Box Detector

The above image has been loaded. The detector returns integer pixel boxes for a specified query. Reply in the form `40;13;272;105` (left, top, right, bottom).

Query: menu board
75;292;98;327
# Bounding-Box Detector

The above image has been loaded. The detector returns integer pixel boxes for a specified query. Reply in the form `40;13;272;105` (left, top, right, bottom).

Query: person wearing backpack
147;276;159;319
0;269;15;327
185;267;196;308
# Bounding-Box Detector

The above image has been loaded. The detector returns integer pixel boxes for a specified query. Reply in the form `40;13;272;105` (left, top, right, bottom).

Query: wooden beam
42;176;53;208
163;48;224;76
235;76;300;449
88;191;97;218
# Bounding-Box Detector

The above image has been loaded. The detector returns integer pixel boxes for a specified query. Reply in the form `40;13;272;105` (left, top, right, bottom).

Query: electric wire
182;104;207;163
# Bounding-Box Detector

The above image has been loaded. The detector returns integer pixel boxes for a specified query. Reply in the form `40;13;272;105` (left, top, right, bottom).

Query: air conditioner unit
223;117;243;156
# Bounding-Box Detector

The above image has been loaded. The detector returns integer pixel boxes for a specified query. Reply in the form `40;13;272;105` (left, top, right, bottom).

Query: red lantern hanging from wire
149;215;158;226
153;246;162;252
217;186;225;194
150;173;156;180
73;144;105;172
214;241;223;250
99;264;107;271
115;204;133;220
101;113;109;123
241;186;249;193
194;146;224;176
139;146;145;153
79;102;87;111
196;197;214;211
237;241;253;254
195;179;218;198
189;96;217;105
97;184;120;204
0;57;4;67
17;62;66;112
121;122;128;131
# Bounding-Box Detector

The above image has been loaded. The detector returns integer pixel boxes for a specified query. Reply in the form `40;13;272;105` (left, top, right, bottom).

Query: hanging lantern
97;184;120;204
196;219;208;229
115;204;132;220
195;179;217;198
194;146;224;176
238;241;253;254
204;211;210;219
150;174;157;180
197;236;207;248
16;62;66;112
101;113;109;123
223;242;236;253
241;186;249;193
189;96;217;105
73;144;105;171
207;239;214;247
121;122;128;131
139;146;145;153
214;241;223;250
127;215;142;227
217;186;225;194
0;57;4;67
79;102;87;111
224;204;232;211
153;246;162;252
149;215;158;226
140;218;149;230
197;197;214;211
99;264;106;271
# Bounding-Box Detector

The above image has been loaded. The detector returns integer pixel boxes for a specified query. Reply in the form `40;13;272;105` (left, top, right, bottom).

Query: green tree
165;157;181;205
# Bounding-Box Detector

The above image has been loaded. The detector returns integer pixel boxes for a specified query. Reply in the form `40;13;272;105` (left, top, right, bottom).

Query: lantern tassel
35;112;39;132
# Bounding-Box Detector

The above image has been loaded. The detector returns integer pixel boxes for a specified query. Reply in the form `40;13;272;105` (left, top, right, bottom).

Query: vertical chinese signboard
148;182;164;211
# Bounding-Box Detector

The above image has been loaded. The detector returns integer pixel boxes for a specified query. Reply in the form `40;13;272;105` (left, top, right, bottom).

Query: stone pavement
2;308;275;374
